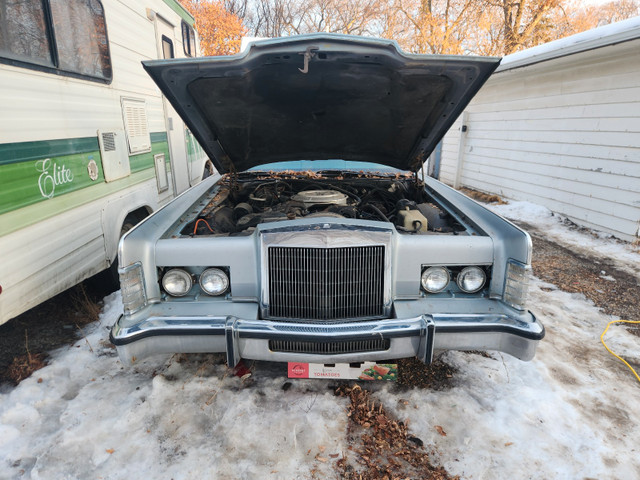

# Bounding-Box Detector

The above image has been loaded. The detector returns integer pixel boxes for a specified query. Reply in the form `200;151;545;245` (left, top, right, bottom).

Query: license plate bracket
287;362;398;380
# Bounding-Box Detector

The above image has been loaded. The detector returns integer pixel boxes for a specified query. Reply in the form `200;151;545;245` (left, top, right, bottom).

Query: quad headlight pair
161;267;229;297
421;266;486;294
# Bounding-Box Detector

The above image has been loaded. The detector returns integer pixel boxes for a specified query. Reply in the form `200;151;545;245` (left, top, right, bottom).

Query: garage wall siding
438;37;640;242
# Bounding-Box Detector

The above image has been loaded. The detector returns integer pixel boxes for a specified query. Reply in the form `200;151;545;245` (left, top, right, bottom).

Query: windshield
246;160;408;174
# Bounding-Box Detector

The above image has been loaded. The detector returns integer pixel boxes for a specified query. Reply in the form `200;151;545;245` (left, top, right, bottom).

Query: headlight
199;268;229;296
457;266;486;293
421;266;450;293
162;268;193;297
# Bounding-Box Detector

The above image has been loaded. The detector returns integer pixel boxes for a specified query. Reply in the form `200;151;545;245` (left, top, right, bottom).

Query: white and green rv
0;0;209;324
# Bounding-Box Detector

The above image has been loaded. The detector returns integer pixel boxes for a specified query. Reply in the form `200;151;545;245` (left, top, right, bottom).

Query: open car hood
143;34;500;173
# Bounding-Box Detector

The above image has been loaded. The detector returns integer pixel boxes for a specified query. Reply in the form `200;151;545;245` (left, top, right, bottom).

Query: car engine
183;173;465;236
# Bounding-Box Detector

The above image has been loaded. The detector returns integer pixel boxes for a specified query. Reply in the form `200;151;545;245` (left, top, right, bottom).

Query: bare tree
236;0;383;37
247;0;308;37
485;0;564;54
298;0;383;35
185;0;640;59
395;0;486;54
565;0;640;30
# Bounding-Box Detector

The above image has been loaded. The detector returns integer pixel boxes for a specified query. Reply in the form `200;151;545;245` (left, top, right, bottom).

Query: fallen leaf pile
6;353;46;385
396;357;457;389
334;384;458;480
459;187;507;205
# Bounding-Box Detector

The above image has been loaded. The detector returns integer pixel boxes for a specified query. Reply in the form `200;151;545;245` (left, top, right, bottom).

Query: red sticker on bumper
288;363;309;378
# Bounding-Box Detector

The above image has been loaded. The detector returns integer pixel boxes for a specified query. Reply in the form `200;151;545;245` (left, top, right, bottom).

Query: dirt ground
0;282;111;385
523;221;640;331
461;187;640;330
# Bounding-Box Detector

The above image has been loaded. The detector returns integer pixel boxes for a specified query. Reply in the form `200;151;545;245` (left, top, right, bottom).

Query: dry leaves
460;188;507;205
396;357;457;389
334;384;458;480
6;353;46;384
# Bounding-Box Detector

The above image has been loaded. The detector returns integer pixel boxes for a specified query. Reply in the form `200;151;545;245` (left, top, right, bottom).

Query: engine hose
361;204;389;222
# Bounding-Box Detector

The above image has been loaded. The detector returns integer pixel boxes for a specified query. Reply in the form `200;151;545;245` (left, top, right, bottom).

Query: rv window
162;36;174;59
0;1;53;66
0;0;111;83
182;21;196;57
50;0;111;80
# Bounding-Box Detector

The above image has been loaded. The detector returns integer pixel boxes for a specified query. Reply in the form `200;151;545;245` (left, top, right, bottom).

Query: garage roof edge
496;17;640;72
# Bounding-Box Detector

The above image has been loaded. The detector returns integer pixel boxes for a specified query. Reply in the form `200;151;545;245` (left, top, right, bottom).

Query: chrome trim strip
225;316;240;367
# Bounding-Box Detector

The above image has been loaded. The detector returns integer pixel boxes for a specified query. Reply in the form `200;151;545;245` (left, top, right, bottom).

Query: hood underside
143;34;500;173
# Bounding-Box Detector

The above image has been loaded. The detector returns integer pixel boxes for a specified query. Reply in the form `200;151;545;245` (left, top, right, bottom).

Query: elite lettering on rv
36;158;74;199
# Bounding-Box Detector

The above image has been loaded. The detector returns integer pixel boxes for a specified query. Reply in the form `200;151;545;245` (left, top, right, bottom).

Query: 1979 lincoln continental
110;34;544;368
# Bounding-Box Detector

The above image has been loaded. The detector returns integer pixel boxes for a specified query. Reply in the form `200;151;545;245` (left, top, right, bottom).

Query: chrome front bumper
110;311;544;367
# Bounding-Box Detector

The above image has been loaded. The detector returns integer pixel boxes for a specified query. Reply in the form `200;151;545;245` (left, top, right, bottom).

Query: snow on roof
497;16;640;72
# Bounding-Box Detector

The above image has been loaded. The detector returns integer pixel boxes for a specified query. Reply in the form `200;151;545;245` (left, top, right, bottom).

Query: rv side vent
121;97;151;155
98;129;130;182
102;132;116;152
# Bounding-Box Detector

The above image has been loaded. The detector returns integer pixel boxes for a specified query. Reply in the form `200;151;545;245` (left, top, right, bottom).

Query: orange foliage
181;0;246;56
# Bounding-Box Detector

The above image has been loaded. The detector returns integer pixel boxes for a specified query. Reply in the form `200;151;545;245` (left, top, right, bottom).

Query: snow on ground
382;279;640;478
0;294;346;480
487;201;640;280
1;205;640;480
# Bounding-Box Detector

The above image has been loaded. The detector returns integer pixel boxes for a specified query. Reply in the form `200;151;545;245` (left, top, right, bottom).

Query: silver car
110;34;544;368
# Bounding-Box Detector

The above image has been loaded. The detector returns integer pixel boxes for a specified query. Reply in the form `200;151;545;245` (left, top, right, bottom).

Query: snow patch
487;200;640;280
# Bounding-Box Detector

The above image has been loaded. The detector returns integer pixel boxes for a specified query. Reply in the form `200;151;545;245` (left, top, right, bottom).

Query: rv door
155;17;191;195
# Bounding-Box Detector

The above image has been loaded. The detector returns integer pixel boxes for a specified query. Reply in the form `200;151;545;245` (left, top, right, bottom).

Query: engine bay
182;172;467;236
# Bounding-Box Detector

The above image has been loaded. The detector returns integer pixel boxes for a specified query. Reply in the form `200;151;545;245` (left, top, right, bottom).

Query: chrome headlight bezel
161;268;193;297
199;267;229;296
421;266;450;293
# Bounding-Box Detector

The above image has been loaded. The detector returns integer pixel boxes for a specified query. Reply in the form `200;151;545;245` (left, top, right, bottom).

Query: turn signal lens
120;262;147;314
504;261;530;310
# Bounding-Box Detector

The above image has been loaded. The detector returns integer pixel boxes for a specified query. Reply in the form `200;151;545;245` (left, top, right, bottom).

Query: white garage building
435;17;640;242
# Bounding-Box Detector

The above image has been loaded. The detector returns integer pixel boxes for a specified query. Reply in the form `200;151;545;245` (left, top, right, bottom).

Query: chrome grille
267;245;385;320
269;338;390;355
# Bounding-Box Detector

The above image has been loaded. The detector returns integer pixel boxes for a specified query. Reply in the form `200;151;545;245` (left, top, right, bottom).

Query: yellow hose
600;320;640;384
